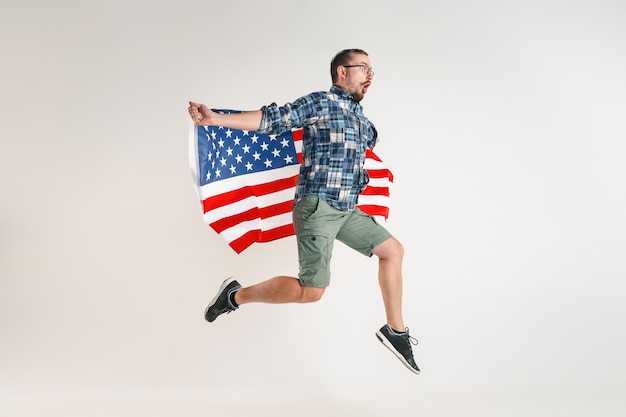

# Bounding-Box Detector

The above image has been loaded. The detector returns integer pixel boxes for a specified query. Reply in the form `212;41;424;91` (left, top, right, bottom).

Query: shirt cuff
257;104;275;134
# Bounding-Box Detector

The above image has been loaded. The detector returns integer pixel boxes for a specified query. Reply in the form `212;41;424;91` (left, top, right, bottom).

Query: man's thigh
336;209;393;257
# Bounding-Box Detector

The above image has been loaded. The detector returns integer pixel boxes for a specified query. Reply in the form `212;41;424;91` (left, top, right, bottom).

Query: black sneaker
204;277;241;322
376;324;420;374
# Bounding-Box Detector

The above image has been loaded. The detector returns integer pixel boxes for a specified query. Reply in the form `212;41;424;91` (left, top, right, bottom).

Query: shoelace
404;328;418;351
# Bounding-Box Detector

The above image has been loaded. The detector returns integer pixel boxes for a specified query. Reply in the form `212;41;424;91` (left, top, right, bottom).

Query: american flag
189;111;394;253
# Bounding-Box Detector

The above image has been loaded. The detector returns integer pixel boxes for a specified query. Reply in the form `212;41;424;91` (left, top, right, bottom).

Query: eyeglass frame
342;64;374;76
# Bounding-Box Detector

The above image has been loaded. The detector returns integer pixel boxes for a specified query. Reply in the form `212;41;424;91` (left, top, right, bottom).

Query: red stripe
202;174;299;213
210;200;294;234
292;129;303;141
365;148;382;162
258;223;295;242
357;204;389;218
360;186;390;197
293;129;304;163
366;168;394;181
229;224;295;254
229;230;259;254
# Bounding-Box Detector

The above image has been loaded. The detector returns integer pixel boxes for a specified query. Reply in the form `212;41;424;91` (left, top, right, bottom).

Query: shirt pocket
358;119;377;148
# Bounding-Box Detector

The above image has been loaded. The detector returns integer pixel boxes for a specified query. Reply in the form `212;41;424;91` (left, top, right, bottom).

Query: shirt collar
330;85;356;102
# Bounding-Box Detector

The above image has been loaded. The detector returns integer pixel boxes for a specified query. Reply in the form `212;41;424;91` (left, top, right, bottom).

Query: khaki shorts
292;195;393;288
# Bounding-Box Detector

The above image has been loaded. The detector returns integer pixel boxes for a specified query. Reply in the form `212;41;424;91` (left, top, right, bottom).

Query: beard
351;82;370;103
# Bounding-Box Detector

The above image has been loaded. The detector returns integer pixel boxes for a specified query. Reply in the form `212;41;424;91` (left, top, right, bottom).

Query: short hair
330;48;369;83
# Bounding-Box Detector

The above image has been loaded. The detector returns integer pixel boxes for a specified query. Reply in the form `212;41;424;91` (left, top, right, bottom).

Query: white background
1;0;625;416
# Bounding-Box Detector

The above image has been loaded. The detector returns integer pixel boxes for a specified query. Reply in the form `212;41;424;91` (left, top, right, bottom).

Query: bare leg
371;237;405;331
234;276;325;305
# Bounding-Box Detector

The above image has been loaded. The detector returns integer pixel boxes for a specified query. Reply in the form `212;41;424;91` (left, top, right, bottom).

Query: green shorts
292;195;393;288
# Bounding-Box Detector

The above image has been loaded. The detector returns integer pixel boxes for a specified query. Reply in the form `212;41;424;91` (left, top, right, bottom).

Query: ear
336;65;346;79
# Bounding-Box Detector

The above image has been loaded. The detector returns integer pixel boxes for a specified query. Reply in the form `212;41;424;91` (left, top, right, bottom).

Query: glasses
342;64;374;76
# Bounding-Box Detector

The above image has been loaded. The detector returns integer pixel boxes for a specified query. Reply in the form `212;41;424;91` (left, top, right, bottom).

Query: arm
188;101;262;131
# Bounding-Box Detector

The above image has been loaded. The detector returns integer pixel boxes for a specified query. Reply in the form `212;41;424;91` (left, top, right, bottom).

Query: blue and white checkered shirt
258;86;378;211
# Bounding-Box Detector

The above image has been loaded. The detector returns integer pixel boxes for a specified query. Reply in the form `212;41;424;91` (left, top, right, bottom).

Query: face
336;53;374;103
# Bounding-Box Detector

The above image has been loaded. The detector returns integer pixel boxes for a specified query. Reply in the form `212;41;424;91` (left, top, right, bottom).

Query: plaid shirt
258;86;378;211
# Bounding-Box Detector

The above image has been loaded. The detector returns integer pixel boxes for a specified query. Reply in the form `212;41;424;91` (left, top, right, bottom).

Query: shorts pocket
297;231;332;286
294;195;320;222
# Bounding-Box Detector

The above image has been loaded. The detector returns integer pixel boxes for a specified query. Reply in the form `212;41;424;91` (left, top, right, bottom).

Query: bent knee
300;286;325;303
373;237;404;260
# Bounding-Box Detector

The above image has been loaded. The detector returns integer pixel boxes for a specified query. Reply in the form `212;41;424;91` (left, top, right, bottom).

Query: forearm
209;110;263;131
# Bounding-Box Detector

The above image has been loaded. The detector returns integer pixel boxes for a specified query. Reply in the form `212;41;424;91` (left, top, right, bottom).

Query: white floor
3;388;625;417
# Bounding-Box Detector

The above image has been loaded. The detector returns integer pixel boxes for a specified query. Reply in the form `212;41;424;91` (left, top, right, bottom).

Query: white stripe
188;121;200;188
363;158;388;170
366;177;392;188
357;194;391;207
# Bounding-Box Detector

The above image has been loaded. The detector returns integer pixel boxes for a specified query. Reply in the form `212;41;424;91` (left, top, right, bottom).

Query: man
188;49;419;374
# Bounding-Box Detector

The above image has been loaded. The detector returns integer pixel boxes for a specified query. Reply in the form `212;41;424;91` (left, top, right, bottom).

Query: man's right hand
188;101;214;126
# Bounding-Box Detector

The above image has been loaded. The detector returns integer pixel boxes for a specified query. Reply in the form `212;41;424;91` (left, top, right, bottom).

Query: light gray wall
1;0;625;415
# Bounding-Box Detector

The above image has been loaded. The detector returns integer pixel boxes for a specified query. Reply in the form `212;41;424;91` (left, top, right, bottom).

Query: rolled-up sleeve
257;94;318;135
258;102;288;134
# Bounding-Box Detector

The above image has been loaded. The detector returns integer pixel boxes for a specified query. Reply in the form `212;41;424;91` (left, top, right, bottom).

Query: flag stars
198;123;299;186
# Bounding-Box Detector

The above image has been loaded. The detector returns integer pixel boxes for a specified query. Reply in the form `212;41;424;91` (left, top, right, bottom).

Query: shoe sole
376;330;420;375
204;277;236;322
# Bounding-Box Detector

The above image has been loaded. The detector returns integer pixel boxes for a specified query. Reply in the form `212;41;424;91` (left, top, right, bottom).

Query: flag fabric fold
189;112;393;253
